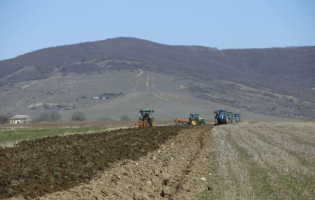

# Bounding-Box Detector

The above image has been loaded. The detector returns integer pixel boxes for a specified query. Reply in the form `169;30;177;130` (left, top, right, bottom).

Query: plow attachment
135;121;150;127
173;118;189;125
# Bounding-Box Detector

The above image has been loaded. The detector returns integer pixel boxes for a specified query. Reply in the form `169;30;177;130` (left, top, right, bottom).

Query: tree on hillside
71;111;86;121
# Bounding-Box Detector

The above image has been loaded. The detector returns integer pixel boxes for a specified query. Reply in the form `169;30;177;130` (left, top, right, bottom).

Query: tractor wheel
225;117;228;124
200;122;205;126
149;118;155;127
215;119;218;126
151;120;155;127
191;119;197;126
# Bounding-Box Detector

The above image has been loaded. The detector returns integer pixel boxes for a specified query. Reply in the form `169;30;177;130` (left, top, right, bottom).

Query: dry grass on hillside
204;121;315;200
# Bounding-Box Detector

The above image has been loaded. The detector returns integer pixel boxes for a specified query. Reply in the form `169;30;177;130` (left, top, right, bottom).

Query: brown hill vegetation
0;38;314;120
1;37;314;101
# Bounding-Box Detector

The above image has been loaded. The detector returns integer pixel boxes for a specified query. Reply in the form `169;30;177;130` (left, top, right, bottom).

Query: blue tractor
234;113;242;123
214;110;228;125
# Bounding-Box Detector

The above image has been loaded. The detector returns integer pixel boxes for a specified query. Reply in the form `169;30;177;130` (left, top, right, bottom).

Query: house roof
10;115;31;119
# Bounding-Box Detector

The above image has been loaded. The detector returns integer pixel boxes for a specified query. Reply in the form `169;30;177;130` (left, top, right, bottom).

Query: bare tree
33;112;50;122
33;110;62;122
120;114;130;121
71;111;86;121
50;110;62;121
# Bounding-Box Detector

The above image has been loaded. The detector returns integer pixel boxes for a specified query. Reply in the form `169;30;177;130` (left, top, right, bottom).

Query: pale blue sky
0;0;314;61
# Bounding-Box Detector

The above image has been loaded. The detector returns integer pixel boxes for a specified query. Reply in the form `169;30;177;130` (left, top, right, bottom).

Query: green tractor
136;109;155;127
227;112;235;124
189;113;205;126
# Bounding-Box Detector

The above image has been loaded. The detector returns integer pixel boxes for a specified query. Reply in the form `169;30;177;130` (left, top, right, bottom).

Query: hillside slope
0;38;314;120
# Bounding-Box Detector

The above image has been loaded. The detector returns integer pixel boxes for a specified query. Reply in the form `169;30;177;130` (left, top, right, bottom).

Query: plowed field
2;122;314;200
1;125;214;199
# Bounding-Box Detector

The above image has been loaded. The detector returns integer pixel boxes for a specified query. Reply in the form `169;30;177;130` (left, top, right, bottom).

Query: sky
0;0;314;61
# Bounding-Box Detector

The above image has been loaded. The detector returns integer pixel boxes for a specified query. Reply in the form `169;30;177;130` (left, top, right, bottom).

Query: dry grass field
203;121;315;199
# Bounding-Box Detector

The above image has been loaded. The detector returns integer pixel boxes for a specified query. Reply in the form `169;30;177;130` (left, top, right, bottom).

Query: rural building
92;97;100;100
9;115;32;124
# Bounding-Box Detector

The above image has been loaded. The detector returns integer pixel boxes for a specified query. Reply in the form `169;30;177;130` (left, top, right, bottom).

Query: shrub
50;110;62;121
71;111;86;121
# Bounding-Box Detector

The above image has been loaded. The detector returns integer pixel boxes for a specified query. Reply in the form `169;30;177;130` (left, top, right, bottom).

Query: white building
9;115;32;124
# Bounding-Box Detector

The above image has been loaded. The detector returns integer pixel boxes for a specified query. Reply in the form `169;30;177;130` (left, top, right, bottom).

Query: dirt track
2;125;213;200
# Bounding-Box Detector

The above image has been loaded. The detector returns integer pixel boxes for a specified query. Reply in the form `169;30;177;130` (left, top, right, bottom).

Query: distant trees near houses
0;113;13;124
32;110;62;122
70;111;87;121
0;115;9;124
50;110;62;121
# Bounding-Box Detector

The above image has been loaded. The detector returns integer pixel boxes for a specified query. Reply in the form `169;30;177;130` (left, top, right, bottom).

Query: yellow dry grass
204;121;315;200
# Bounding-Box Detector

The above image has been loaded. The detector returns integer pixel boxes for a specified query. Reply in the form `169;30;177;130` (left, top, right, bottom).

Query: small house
9;115;32;124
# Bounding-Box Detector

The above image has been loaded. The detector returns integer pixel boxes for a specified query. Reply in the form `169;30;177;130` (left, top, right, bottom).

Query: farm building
9;115;32;124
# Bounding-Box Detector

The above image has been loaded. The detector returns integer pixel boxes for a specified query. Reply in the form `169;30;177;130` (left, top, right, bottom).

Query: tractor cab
140;109;154;118
214;110;228;125
189;113;199;119
189;113;205;125
234;113;242;123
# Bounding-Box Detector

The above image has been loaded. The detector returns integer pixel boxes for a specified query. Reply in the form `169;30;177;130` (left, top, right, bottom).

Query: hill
0;37;314;120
